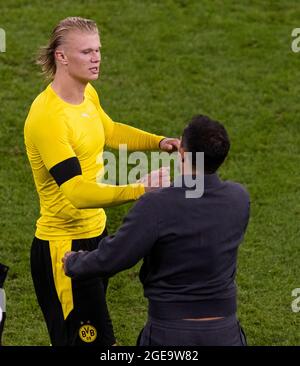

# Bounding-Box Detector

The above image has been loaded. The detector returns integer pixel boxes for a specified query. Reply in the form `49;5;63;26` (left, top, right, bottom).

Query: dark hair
181;114;230;174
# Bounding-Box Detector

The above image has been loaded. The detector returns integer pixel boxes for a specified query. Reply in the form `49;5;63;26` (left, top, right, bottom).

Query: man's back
137;174;250;318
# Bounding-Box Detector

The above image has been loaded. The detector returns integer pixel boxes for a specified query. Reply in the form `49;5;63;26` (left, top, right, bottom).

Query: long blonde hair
36;17;98;80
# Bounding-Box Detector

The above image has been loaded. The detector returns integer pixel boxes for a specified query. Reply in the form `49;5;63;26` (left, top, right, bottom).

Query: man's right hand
139;167;170;192
62;251;76;274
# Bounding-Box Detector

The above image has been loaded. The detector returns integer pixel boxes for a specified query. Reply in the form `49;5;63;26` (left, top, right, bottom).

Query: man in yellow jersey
24;16;178;346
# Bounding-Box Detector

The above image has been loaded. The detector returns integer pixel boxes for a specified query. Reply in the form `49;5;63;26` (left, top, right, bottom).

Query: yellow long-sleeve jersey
24;83;164;240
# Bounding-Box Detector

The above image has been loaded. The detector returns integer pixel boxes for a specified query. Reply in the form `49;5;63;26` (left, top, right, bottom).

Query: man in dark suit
63;115;250;346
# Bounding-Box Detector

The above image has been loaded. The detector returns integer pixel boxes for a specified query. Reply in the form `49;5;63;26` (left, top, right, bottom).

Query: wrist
159;137;166;149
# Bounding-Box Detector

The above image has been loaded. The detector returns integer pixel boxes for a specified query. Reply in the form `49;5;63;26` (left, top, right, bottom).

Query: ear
178;146;185;162
54;49;68;65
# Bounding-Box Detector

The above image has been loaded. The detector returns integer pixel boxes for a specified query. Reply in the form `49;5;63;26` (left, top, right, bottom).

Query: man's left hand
159;138;180;152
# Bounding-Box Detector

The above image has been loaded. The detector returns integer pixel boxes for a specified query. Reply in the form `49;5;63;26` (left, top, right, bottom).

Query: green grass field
0;0;300;346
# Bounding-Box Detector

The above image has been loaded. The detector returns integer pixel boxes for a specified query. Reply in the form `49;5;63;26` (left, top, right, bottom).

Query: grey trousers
138;313;247;346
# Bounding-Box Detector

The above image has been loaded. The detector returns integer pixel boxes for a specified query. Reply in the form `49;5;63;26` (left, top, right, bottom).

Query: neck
52;70;87;105
181;162;196;176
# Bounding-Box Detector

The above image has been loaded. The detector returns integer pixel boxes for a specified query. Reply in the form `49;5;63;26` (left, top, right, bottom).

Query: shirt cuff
157;136;166;149
130;183;145;199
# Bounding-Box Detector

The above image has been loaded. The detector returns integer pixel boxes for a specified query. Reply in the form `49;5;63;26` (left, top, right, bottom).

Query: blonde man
24;16;178;346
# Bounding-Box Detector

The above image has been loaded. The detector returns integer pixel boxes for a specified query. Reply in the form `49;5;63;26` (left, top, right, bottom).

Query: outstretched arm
87;84;179;152
28;110;169;209
63;194;158;279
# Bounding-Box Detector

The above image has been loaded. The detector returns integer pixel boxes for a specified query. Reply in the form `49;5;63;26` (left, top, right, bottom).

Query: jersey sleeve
86;83;165;151
29;113;75;171
27;107;145;209
60;175;145;209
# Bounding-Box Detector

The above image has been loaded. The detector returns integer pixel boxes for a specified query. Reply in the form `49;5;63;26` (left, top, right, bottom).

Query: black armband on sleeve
49;157;82;187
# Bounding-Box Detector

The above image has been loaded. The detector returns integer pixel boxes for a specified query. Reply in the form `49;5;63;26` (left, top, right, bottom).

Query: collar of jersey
48;84;89;109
